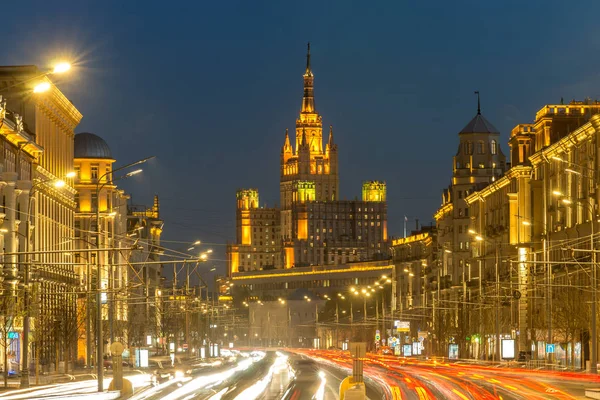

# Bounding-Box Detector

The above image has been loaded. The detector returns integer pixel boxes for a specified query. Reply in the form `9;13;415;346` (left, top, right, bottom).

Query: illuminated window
479;163;485;169
91;164;99;180
491;140;497;155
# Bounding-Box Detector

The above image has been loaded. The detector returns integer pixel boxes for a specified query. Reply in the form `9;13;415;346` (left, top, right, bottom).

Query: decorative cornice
433;203;453;221
464;166;532;205
529;115;599;167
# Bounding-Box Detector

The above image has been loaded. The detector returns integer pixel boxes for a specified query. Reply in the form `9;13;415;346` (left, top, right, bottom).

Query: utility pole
495;242;501;363
591;203;597;373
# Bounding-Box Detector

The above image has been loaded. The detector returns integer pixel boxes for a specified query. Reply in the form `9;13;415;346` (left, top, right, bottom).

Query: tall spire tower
296;42;322;153
281;43;339;217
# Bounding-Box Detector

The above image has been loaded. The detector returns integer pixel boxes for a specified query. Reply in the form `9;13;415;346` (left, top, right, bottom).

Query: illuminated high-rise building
228;45;389;298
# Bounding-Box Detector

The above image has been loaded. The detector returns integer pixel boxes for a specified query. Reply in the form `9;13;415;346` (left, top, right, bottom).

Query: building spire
301;43;315;114
284;128;291;146
305;42;312;77
328;125;334;146
474;91;481;115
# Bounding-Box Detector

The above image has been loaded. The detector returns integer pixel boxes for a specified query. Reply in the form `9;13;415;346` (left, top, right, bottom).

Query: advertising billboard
448;344;459;360
502;339;515;360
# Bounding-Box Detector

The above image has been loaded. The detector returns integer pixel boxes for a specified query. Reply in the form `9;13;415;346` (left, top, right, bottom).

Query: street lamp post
95;156;153;393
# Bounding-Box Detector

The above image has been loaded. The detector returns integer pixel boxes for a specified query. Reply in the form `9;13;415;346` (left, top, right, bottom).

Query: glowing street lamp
52;62;71;74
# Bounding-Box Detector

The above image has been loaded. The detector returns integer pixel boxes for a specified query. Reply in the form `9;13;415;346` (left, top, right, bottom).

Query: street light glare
53;179;66;188
551;156;565;162
33;82;51;93
552;190;563;196
66;171;76;178
564;168;581;175
468;229;476;235
522;220;531;226
126;168;143;177
53;62;71;74
475;235;484;241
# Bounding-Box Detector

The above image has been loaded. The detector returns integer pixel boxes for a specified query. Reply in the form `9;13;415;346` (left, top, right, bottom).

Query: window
458;225;463;233
479;163;485;169
491;140;497;155
465;208;469;217
74;193;79;209
477;141;485;154
74;165;81;180
458;208;464;217
91;164;99;180
91;193;98;210
74;220;81;237
464;141;473;155
458;190;463;199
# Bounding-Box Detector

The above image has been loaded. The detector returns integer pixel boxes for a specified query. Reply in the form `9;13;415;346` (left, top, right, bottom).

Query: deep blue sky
2;1;600;276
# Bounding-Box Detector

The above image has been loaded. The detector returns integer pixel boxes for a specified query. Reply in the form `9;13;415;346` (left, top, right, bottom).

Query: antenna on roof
474;91;481;115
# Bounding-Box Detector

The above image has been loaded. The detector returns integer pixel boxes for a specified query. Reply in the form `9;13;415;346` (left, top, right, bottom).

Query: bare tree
0;292;22;387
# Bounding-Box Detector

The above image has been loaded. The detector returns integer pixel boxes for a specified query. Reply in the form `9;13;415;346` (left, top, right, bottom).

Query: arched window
467;141;474;154
491;140;497;155
478;141;485;154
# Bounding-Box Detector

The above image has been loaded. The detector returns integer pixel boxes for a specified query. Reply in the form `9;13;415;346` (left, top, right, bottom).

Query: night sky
2;1;600;278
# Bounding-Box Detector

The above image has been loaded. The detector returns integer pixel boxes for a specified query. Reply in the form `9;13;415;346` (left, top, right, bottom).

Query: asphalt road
292;349;600;400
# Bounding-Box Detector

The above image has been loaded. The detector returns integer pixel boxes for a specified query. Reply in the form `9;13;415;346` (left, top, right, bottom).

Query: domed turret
74;132;113;159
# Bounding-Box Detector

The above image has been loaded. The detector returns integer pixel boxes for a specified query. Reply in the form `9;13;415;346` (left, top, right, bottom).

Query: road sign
395;321;410;333
546;343;555;354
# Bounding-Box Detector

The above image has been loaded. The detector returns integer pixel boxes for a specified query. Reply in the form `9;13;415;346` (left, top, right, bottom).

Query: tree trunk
4;332;8;388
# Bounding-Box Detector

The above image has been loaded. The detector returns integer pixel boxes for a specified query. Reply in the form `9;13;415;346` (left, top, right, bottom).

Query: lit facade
463;100;600;367
228;45;388;279
431;102;507;358
0;66;82;373
127;195;163;349
419;99;600;364
73;132;130;365
390;227;438;353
